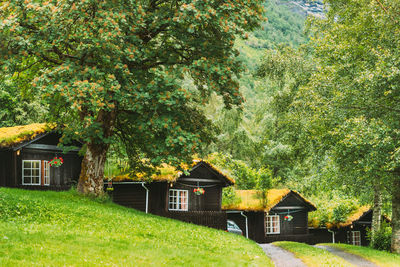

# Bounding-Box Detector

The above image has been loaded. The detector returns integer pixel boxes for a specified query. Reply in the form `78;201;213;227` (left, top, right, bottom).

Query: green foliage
207;153;273;190
308;192;360;228
367;222;393;252
332;203;357;224
0;188;272;266
0;0;265;178
222;186;241;207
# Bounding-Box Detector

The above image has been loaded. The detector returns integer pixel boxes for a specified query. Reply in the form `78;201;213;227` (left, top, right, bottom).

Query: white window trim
168;189;188;211
266;214;280;234
351;231;361;246
43;160;50;186
22;160;41;186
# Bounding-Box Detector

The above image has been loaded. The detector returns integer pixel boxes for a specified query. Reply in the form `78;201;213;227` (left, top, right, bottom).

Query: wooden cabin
107;160;234;230
0;123;82;190
223;189;317;243
309;207;391;246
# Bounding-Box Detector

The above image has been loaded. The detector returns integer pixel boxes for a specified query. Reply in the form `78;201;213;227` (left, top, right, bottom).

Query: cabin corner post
12;150;18;187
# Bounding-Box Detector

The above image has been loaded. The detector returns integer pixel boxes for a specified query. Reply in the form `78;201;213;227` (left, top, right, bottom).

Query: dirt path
315;245;379;267
258;243;307;267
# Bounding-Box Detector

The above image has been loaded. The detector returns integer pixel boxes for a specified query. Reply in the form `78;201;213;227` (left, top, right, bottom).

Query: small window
22;160;41;185
168;189;188;211
22;160;51;186
352;231;361;246
43;161;50;186
266;214;280;234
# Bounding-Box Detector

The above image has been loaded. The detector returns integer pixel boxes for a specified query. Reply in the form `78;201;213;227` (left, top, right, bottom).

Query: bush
222;186;241;207
367;221;392;251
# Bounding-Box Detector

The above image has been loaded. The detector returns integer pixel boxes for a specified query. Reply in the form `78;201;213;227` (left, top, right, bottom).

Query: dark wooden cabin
0;123;82;190
107;160;234;230
309;207;391;246
223;189;317;243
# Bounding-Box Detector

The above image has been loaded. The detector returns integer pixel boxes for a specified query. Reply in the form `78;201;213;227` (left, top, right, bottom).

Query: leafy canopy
0;0;264;169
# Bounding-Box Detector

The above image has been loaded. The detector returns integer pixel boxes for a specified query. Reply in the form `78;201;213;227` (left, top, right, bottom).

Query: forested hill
248;0;324;50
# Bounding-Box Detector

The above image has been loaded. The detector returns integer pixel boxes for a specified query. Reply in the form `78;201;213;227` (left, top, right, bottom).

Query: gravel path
315;245;379;267
258;243;307;267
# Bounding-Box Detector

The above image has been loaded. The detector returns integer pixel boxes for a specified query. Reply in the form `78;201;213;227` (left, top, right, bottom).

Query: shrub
222;186;241;207
367;221;392;251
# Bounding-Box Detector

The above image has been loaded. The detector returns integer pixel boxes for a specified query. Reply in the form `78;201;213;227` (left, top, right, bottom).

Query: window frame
22;160;41;186
43;160;50;186
168;189;189;211
351;231;361;246
266;214;280;235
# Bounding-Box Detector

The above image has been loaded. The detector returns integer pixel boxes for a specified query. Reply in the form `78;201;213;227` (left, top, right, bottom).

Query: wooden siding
18;148;82;188
170;182;223;212
156;210;227;230
112;184;147;211
0;151;12;187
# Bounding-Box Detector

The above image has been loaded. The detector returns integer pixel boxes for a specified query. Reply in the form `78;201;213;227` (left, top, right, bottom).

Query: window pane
24;161;31;168
24;176;31;184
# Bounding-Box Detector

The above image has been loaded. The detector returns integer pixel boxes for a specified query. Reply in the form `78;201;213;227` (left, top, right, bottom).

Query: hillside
0;188;271;266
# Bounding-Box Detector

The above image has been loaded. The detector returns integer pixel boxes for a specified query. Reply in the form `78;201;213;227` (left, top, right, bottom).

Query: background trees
300;0;400;252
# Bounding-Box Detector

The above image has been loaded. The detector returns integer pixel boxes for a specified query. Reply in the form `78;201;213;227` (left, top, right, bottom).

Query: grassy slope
0;188;272;266
273;241;353;267
320;243;400;267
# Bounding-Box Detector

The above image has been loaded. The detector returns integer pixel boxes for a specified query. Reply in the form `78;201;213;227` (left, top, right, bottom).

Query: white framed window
22;160;41;185
43;161;50;186
266;214;280;234
351;231;361;246
168;189;188;211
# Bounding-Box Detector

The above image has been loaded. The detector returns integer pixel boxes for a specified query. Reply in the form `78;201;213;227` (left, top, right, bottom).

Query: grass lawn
273;241;353;267
0;188;272;266
319;243;400;267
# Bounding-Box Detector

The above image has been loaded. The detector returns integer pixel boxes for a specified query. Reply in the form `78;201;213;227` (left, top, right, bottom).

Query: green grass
319;243;400;267
273;241;353;267
0;188;272;266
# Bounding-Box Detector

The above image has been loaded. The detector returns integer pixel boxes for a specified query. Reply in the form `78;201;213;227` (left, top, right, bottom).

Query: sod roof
222;189;316;212
0;123;52;148
108;160;235;185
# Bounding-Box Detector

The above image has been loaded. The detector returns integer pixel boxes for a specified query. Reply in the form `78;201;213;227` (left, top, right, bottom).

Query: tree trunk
76;109;116;196
77;143;109;196
392;177;400;253
371;180;383;245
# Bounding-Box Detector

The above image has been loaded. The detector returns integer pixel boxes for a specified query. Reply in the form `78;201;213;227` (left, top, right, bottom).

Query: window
22;160;51;186
266;214;280;234
22;160;41;185
351;231;361;246
43;161;50;186
168;189;188;211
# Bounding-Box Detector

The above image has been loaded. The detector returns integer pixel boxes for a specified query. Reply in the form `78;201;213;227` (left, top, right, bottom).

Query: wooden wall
170;182;223;212
19;148;82;189
0;151;12;187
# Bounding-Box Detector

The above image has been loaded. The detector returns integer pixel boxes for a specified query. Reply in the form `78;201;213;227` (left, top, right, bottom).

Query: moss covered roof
108;160;235;185
0;123;52;148
309;206;373;229
222;189;316;212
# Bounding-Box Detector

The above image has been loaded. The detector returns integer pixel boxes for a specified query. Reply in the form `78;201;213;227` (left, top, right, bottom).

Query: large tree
0;0;264;195
301;0;400;252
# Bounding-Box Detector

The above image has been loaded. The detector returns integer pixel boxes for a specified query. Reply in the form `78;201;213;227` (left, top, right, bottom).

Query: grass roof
222;189;316;212
328;206;371;229
107;160;235;184
105;159;235;184
110;163;180;182
0;123;51;148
